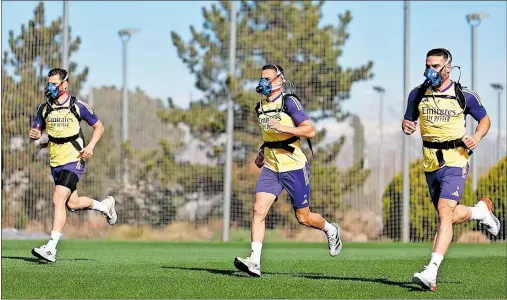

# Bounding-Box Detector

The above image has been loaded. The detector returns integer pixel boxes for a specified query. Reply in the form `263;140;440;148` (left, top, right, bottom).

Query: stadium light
466;13;489;25
491;83;505;160
373;86;385;201
62;1;69;71
402;0;411;243
222;1;237;242
118;28;140;183
466;13;488;191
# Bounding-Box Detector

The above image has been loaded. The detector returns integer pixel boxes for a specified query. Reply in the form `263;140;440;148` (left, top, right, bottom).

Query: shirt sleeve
285;96;310;126
464;90;487;121
404;88;421;121
76;100;99;126
33;103;46;130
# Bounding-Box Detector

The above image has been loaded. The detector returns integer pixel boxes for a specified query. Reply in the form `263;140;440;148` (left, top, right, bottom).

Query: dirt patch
336;211;382;240
457;231;490;244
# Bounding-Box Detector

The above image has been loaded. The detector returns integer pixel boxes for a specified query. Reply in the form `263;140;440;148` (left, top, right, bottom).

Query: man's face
261;69;282;87
426;55;450;78
48;74;68;92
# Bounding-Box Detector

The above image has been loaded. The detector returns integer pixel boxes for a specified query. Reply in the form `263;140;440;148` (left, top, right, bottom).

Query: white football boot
412;264;438;291
475;198;500;236
326;222;343;256
233;256;261;277
31;244;57;263
101;196;117;225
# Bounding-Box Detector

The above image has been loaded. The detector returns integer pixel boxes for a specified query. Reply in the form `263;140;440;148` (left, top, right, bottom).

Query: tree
161;1;373;226
1;2;100;228
79;125;119;200
350;114;365;168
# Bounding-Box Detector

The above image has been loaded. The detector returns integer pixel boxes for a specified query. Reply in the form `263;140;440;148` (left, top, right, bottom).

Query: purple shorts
51;160;86;184
425;164;469;206
255;164;310;209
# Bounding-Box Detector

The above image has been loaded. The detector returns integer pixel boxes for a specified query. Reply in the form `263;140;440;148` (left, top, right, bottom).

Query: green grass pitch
2;240;506;299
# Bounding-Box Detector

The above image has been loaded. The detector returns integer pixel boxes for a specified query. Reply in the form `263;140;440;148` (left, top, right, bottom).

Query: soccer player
234;64;342;277
402;49;500;290
28;68;117;262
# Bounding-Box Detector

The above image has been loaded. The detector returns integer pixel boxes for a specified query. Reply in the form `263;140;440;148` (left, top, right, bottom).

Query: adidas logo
302;199;308;204
452;191;459;197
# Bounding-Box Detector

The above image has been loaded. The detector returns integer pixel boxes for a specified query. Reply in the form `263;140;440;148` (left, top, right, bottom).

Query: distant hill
84;86;184;152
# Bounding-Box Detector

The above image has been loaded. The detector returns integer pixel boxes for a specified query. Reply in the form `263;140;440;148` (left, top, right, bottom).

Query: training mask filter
45;74;68;101
45;83;61;100
256;78;273;96
256;65;285;96
424;68;444;87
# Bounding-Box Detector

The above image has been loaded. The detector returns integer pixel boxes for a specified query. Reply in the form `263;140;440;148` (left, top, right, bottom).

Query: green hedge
476;156;507;240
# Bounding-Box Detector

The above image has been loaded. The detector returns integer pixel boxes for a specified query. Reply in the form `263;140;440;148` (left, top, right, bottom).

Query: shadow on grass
160;265;308;278
2;256;94;264
297;274;426;291
161;264;463;292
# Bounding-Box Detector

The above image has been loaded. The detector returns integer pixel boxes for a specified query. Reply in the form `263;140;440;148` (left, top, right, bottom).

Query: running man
234;64;342;277
402;49;500;290
29;68;117;262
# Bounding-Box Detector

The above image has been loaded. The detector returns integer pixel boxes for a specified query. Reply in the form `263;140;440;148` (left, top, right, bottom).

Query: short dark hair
262;64;284;76
48;68;68;81
426;48;452;63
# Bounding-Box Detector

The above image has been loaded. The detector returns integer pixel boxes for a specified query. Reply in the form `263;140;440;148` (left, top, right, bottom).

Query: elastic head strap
270;64;285;83
439;48;452;66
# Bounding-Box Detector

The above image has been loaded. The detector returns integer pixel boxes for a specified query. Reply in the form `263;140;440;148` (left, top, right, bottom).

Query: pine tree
1;2;106;227
160;1;373;226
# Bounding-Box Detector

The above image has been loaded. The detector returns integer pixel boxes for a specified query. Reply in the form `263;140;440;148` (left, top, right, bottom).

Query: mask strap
451;66;461;83
57;74;69;96
441;49;452;73
271;64;286;84
267;74;282;92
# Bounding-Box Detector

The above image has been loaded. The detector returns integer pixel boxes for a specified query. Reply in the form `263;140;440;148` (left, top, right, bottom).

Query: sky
2;1;506;135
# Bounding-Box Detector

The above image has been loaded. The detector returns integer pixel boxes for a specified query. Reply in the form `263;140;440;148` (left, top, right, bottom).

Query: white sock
322;221;337;236
250;242;263;265
429;252;444;269
470;204;487;221
92;200;109;214
46;231;62;249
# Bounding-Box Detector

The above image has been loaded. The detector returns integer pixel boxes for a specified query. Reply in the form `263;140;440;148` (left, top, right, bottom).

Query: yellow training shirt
34;95;99;167
404;81;487;172
256;94;311;173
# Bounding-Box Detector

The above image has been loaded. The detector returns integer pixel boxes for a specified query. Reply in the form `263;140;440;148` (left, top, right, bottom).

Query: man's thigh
280;164;310;209
51;161;86;188
425;169;441;208
426;165;468;208
439;165;468;203
254;167;283;199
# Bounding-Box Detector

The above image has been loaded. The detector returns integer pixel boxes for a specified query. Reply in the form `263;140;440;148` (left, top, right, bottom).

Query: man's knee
438;209;454;221
437;200;458;222
53;190;70;207
65;199;77;212
253;193;276;221
253;202;269;220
